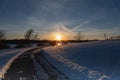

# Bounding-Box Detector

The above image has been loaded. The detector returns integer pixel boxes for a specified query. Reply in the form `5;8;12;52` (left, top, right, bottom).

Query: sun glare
57;43;61;45
56;34;61;40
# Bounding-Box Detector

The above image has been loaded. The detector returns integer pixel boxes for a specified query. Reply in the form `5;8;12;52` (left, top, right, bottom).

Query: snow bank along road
2;47;69;80
4;48;39;80
42;40;120;80
0;48;32;79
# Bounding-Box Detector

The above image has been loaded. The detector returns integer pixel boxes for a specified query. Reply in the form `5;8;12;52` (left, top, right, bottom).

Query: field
42;40;120;80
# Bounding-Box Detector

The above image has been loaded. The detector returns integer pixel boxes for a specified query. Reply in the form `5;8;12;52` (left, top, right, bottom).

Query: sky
0;0;120;40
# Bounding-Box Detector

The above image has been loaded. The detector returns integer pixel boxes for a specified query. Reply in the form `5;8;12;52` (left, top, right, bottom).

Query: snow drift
42;40;120;80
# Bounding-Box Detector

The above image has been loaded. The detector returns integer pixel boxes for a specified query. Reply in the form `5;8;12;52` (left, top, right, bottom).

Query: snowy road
0;48;31;78
4;48;38;80
4;47;68;80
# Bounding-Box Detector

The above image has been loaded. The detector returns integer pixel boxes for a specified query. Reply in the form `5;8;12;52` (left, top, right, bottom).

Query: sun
56;34;62;40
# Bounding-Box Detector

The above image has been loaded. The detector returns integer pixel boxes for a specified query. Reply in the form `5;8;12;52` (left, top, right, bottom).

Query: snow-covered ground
0;48;34;79
42;40;120;80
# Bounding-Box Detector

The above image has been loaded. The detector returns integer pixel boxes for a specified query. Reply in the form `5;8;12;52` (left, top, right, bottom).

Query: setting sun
56;34;62;40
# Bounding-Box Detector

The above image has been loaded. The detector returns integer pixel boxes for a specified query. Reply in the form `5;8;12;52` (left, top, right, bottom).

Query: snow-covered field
0;48;33;79
42;40;120;80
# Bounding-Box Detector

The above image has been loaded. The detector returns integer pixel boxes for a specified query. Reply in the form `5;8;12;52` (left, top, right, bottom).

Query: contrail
59;24;72;33
58;20;92;36
42;20;93;39
71;20;91;31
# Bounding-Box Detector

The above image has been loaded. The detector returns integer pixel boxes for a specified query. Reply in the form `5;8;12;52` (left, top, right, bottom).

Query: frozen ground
42;40;120;80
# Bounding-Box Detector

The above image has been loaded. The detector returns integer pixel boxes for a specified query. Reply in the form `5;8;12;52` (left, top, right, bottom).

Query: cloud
39;0;69;14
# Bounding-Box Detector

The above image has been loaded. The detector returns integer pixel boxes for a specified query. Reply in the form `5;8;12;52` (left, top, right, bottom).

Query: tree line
0;29;39;40
0;29;120;41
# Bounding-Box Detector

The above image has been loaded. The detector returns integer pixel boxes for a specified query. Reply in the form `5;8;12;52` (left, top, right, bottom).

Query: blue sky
0;0;120;40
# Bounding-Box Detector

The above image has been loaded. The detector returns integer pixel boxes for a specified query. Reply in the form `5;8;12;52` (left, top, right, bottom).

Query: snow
0;48;26;57
42;40;120;80
31;55;48;80
0;48;35;79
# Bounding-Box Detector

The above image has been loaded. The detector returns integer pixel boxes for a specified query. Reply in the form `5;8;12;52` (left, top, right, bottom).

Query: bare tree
103;33;108;40
74;32;84;40
24;29;34;40
0;30;6;40
32;32;38;40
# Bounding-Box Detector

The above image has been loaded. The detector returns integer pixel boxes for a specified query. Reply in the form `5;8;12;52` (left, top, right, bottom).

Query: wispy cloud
39;0;69;14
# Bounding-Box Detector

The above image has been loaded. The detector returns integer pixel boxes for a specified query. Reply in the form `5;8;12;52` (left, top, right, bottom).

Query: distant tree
110;35;120;40
74;32;84;40
103;33;108;40
24;29;34;40
0;30;9;49
0;30;6;40
32;32;38;40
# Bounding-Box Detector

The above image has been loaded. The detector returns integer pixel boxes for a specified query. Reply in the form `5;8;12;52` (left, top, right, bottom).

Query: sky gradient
0;0;120;40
